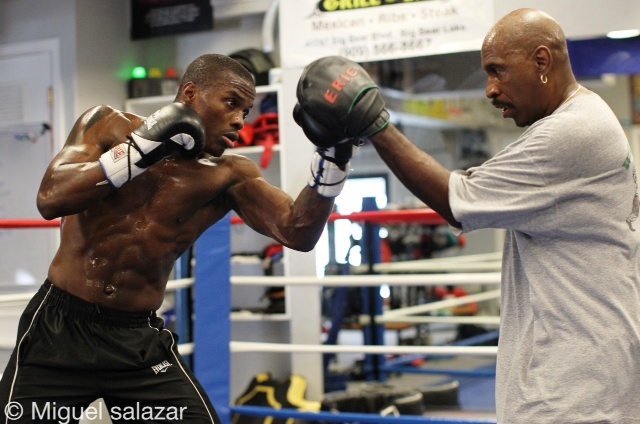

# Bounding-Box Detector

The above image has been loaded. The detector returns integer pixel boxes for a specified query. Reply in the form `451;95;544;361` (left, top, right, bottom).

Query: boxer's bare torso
37;75;333;312
46;142;237;312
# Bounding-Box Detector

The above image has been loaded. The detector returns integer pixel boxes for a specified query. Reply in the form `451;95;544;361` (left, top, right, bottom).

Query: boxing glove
294;56;390;148
309;140;358;198
99;103;205;188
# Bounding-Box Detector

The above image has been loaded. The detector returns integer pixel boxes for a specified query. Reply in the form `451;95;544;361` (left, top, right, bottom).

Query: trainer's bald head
481;8;579;127
484;8;570;65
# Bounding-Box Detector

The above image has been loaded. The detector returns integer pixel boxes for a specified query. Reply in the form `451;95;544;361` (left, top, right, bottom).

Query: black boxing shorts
0;280;220;423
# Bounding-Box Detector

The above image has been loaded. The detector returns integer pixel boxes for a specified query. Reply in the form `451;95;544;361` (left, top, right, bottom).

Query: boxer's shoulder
76;105;142;136
66;105;140;150
201;153;258;171
189;155;264;200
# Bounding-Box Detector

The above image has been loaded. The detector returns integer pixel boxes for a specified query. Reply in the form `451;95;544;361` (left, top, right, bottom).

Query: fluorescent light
607;29;640;39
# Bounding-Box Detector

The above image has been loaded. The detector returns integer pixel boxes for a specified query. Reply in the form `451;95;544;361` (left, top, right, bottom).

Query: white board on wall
279;0;494;68
0;41;58;288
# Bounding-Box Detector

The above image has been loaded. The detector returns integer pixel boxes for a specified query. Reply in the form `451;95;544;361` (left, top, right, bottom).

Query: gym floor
384;356;497;420
331;326;498;421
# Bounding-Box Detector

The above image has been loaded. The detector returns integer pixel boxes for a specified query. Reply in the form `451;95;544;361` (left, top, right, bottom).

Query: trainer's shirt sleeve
448;122;565;235
449;97;633;237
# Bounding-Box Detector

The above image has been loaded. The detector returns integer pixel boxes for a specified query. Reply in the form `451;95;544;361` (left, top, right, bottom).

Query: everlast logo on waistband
151;360;173;375
324;67;360;105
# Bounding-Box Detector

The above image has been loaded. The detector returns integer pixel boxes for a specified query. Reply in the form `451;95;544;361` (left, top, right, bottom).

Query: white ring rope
0;274;501;358
230;341;498;356
0;279;198;351
368;252;503;274
398;251;502;264
166;277;195;291
231;272;501;287
0;269;500;308
0;292;35;306
374;261;502;273
382;289;501;318
177;342;194;356
374;315;501;326
0;278;195;307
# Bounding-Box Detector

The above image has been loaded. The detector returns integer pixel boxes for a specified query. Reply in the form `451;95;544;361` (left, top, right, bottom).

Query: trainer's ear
533;45;552;74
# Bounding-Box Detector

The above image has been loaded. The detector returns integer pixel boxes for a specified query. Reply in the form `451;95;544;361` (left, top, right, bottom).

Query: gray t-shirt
449;90;640;424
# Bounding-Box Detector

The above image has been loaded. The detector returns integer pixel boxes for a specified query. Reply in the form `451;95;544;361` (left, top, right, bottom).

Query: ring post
195;215;231;424
174;248;194;367
359;197;385;381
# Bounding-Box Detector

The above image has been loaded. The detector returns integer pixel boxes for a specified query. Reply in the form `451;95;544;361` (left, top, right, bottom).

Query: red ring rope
0;209;446;229
329;208;446;225
230;208;447;226
0;219;61;229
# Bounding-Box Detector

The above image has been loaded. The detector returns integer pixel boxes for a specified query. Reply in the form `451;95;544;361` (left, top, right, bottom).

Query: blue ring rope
230;406;496;424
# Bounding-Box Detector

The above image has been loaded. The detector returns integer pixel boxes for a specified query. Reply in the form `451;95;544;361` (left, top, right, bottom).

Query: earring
540;74;548;84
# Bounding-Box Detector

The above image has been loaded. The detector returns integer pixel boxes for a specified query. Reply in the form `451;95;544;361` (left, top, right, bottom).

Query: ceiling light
606;29;640;39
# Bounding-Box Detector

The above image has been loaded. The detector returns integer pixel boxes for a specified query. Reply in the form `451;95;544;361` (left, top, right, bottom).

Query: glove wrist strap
308;150;350;198
98;141;147;189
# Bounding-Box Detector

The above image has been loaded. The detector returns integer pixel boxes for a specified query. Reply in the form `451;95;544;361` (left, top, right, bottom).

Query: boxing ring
0;210;501;424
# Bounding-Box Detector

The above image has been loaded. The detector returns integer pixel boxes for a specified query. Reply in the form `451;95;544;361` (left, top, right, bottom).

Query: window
316;175;388;277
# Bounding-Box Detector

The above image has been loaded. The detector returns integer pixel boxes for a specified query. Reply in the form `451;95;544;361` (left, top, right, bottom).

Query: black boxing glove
99;103;205;188
294;55;390;148
309;140;358;198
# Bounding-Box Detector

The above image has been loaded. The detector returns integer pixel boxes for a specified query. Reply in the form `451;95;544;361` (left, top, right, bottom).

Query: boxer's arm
224;155;334;252
37;105;133;219
369;124;460;228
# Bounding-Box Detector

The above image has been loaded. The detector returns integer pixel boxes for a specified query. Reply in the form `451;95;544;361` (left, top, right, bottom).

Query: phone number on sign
339;37;433;60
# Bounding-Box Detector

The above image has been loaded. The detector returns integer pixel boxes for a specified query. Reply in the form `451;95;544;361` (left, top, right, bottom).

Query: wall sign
280;0;494;69
131;0;213;40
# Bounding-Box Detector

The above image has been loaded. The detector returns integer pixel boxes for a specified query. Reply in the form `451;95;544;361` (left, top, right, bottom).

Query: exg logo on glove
146;113;159;130
110;144;128;162
324;67;360;105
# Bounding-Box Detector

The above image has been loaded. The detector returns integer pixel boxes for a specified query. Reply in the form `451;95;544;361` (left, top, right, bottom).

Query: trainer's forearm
369;124;460;227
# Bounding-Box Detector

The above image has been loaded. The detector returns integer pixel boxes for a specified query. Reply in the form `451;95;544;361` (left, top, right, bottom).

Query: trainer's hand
99;103;205;188
293;56;390;148
309;140;358;198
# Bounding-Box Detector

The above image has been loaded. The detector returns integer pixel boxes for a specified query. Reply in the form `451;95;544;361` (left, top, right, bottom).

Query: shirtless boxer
0;53;355;423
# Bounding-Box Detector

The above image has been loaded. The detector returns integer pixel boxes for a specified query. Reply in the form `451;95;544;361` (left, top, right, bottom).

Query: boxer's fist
99;103;205;188
131;102;205;163
294;56;390;148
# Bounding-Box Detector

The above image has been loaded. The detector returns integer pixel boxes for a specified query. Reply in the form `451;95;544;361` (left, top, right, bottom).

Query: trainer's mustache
492;100;510;109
